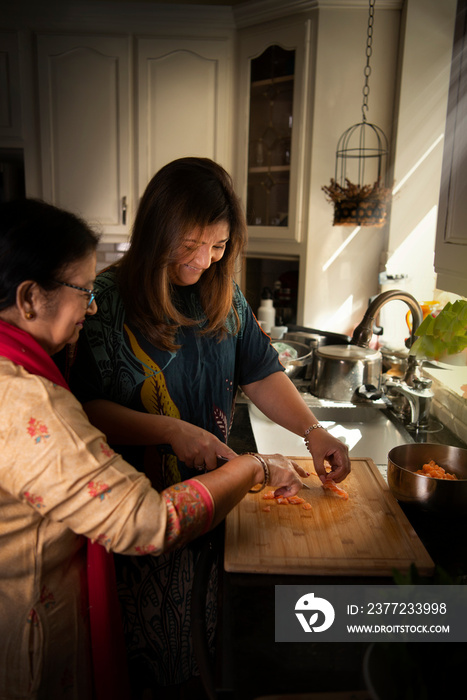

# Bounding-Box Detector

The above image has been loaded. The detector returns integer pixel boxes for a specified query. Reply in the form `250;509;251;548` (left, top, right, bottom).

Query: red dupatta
0;318;130;700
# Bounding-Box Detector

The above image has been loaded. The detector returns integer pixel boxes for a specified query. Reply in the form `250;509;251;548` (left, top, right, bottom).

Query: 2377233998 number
367;602;447;615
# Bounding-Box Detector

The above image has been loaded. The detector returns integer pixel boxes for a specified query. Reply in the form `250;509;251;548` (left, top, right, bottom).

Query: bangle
245;452;270;493
303;423;325;447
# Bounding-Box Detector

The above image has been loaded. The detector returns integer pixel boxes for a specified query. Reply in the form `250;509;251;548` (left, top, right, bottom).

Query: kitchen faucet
351;290;433;429
350;289;423;350
384;355;434;428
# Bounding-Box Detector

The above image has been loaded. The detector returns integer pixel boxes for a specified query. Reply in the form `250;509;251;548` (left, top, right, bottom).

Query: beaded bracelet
245;452;270;493
303;423;325;448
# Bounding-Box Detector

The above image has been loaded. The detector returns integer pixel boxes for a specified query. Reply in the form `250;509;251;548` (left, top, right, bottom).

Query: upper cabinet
235;19;311;254
36;34;132;239
435;0;467;297
246;44;294;230
34;30;233;239
137;36;232;198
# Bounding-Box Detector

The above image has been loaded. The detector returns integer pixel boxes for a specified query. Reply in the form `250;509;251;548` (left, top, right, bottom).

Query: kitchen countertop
233;387;467;446
228;402;467;577
230;398;466;466
212;401;467;700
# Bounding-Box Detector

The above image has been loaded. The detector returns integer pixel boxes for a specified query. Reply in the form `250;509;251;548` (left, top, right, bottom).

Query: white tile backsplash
424;364;467;444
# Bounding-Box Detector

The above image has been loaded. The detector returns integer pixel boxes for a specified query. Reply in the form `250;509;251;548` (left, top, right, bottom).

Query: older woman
0;198;305;700
68;158;351;698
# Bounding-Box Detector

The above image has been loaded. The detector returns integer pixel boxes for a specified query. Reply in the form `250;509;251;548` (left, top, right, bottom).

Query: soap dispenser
257;287;276;333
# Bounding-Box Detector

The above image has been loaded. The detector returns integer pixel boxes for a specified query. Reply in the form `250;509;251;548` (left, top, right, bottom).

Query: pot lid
315;344;381;360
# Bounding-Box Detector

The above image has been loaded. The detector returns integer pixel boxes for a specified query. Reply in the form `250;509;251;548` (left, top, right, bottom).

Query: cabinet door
137;36;232;196
246;47;294;230
36;34;131;239
0;31;22;143
236;21;310;248
435;0;467;297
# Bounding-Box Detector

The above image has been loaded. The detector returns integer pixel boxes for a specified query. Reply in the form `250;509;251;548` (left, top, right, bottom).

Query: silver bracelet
303;423;325;447
246;452;270;493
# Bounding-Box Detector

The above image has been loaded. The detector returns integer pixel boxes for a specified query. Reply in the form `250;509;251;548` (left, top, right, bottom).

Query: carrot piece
275;496;290;504
262;506;271;512
302;502;313;510
287;495;306;505
416;460;458;480
262;491;276;500
323;479;349;500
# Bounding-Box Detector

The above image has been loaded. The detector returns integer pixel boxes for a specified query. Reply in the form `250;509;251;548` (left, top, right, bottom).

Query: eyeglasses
56;281;96;308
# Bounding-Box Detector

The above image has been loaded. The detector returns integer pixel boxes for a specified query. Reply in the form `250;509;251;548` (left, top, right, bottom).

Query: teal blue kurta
69;267;283;689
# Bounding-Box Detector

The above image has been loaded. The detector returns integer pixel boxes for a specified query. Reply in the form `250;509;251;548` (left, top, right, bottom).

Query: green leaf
392;563;461;585
414;314;435;336
433;565;462;585
412;299;467;359
392;563;425;584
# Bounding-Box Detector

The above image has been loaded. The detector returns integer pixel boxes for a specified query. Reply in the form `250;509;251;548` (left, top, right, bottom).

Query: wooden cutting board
224;457;434;577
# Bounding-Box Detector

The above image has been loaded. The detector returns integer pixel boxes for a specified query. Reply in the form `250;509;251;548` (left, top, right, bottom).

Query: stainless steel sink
248;397;414;468
308;402;388;423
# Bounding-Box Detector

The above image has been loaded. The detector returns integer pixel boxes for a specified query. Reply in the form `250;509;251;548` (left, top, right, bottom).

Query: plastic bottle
257;288;276;333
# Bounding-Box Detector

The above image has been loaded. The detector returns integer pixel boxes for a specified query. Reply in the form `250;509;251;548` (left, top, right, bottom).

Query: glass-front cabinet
235;20;310;252
246;45;295;229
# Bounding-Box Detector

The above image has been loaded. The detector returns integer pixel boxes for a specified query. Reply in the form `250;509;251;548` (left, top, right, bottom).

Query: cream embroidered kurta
0;358;213;700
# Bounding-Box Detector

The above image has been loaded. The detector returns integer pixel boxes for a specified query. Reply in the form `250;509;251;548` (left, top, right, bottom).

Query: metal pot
284;326;351;348
283;328;351;380
387;443;467;514
272;340;313;380
310;344;382;401
283;331;322;349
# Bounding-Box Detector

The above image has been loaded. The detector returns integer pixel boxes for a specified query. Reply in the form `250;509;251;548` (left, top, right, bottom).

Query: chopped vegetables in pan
415;460;458;480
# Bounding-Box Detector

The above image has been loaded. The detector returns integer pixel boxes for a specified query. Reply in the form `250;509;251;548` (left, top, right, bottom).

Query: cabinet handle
122;196;127;226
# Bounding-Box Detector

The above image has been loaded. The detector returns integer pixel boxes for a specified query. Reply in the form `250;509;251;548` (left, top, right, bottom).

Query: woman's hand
259;453;308;497
304;429;350;484
82;401;235;471
194;452;308;529
166;419;237;471
242;373;351;485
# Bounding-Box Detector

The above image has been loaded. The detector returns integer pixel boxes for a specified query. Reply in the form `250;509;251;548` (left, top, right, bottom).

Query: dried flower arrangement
322;178;392;227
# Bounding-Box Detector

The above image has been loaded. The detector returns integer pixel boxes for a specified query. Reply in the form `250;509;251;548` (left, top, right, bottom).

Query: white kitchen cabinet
0;31;22;144
136;36;232;197
435;0;467;297
235;18;312;253
36;34;131;240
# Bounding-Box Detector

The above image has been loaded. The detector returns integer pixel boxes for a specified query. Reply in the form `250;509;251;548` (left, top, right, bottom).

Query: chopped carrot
262;506;271;512
415;460;458;480
323;479;349;500
275;496;290;504
262;491;276;500
302;502;313;510
287;495;306;505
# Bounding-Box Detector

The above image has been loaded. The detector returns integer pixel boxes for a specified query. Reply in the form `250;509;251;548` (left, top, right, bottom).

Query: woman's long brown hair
116;157;247;351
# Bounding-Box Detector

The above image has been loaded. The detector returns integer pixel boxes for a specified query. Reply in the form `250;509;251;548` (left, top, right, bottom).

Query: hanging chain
362;0;375;122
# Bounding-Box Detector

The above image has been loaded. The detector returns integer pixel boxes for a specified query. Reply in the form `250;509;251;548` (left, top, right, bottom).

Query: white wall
380;0;457;349
300;0;458;346
300;4;400;335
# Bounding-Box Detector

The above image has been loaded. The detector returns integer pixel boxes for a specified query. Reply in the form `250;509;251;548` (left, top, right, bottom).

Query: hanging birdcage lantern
322;0;392;227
